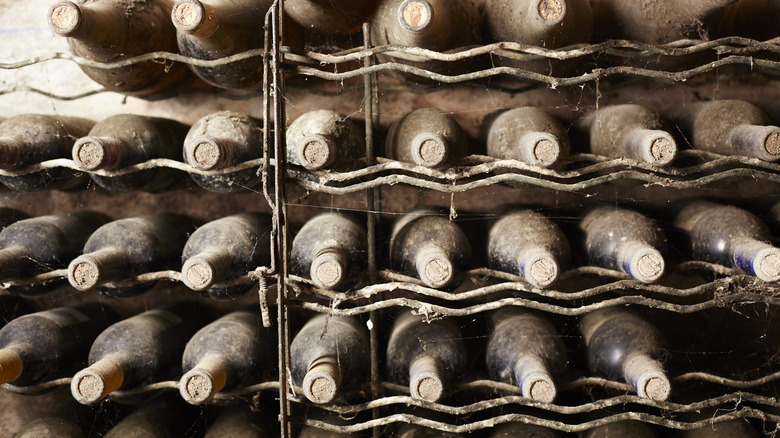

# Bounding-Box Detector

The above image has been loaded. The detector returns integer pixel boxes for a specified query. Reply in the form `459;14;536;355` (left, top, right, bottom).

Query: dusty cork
301;140;329;168
49;2;80;34
649;137;675;162
401;0;430;30
193;142;218;167
185;261;214;290
74;141;103;170
528;257;558;287
418;139;445;164
765;132;780;156
174;1;203;28
415;376;442;401
423;258;451;286
759;252;780;281
533;139;557;163
68;260;99;290
537;0;563;21
308;376;335;402
529;379;555;403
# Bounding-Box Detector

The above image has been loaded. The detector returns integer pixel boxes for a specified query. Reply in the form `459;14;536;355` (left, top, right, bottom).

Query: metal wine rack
2;0;780;436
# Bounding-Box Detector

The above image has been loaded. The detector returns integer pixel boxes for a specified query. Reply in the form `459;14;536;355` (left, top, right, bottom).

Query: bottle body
286;110;364;170
181;213;272;299
0;115;94;191
72;114;189;193
488;210;570;288
578;104;677;165
291;213;368;290
183;111;264;192
389;210;472;288
580;206;667;283
285;0;378;35
486;308;566;402
290;314;370;404
580;308;670;400
386;313;466;402
68;214;199;297
385;108;468;167
485;107;570;168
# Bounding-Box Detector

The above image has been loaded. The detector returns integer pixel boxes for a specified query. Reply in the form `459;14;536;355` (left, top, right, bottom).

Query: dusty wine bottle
370;0;481;76
385;108;468;167
47;0;189;95
181;213;272;299
68;213;199;297
285;0;378;35
577;104;677;165
580;308;670;400
286;110;364;170
15;415;84;438
0;211;111;296
386;312;465;402
291;213;367;290
290;314;369;404
182;111;264;192
485;107;570;168
389;210;472;288
583;421;656;438
489;422;562;437
179;310;270;404
488;210;570;288
204;408;271;438
684;419;760;438
674;201;780;282
72;114;189;193
104;394;199;437
71;302;206;404
672;99;780;161
486;308;566;403
0;303;117;387
171;0;272;91
580;206;667;283
0;114;94;191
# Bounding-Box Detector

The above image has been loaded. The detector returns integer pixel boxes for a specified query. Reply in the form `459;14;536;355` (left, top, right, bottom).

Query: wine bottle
47;0;189;95
580;308;671;400
182;111;264;192
385;108;468;168
0;211;111;296
72;114;189;193
104;394;199;437
390;210;472;288
15;415;84;438
0;303;117;387
290;314;369;404
286;110;363;170
583;421;656;438
181;213;271;299
671;99;780;161
684;419;760;438
674;201;780;281
485;107;570;168
488;210;570;288
67;214;198;297
285;0;378;35
577;104;677;165
370;0;481;76
489;422;562;437
386;312;466;402
179;310;270;404
71;302;206;404
171;0;272;91
0;114;94;191
580;206;667;283
290;213;367;289
486;308;566;403
205;408;271;438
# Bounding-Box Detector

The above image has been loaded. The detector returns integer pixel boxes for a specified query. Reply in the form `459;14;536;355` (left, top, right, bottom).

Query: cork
71;357;125;405
300;139;332;170
399;0;432;31
536;0;564;22
617;240;665;283
310;249;346;289
182;259;216;291
0;137;22;170
410;133;447;167
72;136;125;171
0;349;23;385
47;1;81;36
179;355;227;405
416;245;454;288
521;248;560;288
190;139;222;170
409;355;444;402
303;358;340;404
67;258;100;290
622;352;670;401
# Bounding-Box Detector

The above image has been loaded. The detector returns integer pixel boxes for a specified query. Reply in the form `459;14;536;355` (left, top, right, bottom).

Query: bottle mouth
180;369;216;405
410;372;443;402
636;371;671;401
182;258;216;291
629;248;665;283
187;137;223;170
68;258;100;290
48;1;81;36
522;250;560;288
521;372;557;403
411;133;448;167
72;138;107;171
647;135;676;165
519;132;561;168
310;250;346;289
298;135;333;170
416;245;454;288
398;0;433;32
753;247;780;282
535;0;566;24
172;0;206;31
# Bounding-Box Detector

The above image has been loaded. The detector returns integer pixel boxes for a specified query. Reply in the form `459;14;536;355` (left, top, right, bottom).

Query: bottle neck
408;354;444;402
414;244;454;288
732;236;780;282
295;134;335;170
410;132;448;167
615;239;665;283
517;247;560;288
517;132;561;168
514;354;556;403
48;1;127;46
184;136;232;170
524;0;567;37
303;356;342;404
71;354;125;404
0;136;22;170
179;353;228;405
621;351;670;401
395;0;437;47
623;128;677;165
310;248;348;289
729;124;780;161
181;249;233;291
0;348;23;385
72;136;128;171
67;247;128;291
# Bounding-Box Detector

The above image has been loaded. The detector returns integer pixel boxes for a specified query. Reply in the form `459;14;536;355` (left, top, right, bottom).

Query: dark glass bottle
15;415;84;438
370;0;481;76
72;114;189;193
580;308;670;400
171;0;273;91
486;308;566;403
291;213;367;290
488;210;570;288
577;104;677;165
181;213;271;299
70;302;206;404
672;99;780;161
583;421;656;438
0;211;111;296
286;110;364;170
0;303;117;387
179;310;270;404
182;111;264;192
285;0;378;35
674;201;780;282
204;408;271;438
580;206;667;283
386;312;465;402
485;107;570;168
290;314;369;404
67;214;198;297
103;394;200;437
390;210;472;288
47;0;189;95
0;114;93;191
385;108;468;168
